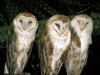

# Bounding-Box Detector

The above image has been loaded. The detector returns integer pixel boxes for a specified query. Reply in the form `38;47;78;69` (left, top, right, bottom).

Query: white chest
50;37;70;71
49;31;71;58
50;37;68;59
16;35;33;52
54;39;66;48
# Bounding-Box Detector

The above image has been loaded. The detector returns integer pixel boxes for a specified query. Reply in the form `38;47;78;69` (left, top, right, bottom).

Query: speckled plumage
64;14;93;75
4;12;38;74
37;15;71;75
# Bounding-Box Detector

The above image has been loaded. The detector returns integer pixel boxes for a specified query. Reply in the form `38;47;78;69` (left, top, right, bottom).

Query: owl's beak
60;27;68;37
22;26;27;31
22;24;35;32
60;27;65;35
60;30;64;35
21;24;28;31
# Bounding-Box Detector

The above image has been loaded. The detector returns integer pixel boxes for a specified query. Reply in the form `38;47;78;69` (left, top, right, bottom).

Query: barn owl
4;12;38;74
64;14;93;75
37;15;71;75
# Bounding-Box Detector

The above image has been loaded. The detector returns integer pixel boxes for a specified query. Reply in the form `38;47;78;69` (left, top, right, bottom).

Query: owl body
15;30;35;52
65;14;93;75
4;12;38;74
38;15;71;75
49;30;71;74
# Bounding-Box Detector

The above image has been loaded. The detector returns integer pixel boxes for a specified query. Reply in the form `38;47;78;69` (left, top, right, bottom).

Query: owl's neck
49;30;71;51
15;30;36;42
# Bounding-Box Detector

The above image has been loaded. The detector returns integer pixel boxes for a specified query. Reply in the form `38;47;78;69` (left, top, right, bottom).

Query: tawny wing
36;20;49;75
36;20;53;75
65;32;88;75
6;24;17;74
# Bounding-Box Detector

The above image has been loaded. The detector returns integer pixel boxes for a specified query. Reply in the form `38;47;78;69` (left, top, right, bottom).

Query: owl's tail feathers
4;63;9;74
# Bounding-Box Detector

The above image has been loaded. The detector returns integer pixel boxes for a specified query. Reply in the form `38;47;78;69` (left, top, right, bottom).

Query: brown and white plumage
64;14;93;75
37;15;71;75
4;12;38;74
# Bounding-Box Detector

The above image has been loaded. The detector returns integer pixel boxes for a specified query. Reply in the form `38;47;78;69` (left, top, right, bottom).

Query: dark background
0;0;100;75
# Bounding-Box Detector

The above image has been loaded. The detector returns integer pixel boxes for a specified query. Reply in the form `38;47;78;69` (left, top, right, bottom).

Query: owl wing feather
37;21;47;75
37;20;54;75
66;40;88;75
65;25;88;75
6;24;17;74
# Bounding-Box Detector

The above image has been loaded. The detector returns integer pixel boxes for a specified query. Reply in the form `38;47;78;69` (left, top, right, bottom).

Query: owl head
47;15;70;39
71;14;93;31
13;12;38;33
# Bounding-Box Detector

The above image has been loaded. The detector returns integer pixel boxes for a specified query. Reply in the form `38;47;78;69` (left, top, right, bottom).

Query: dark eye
28;21;32;24
86;22;89;25
19;19;23;23
55;23;60;29
77;20;80;24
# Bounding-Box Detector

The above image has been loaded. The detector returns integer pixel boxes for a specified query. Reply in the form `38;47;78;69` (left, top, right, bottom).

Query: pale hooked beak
60;26;66;35
17;24;28;32
60;30;64;35
22;24;27;31
60;26;68;38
